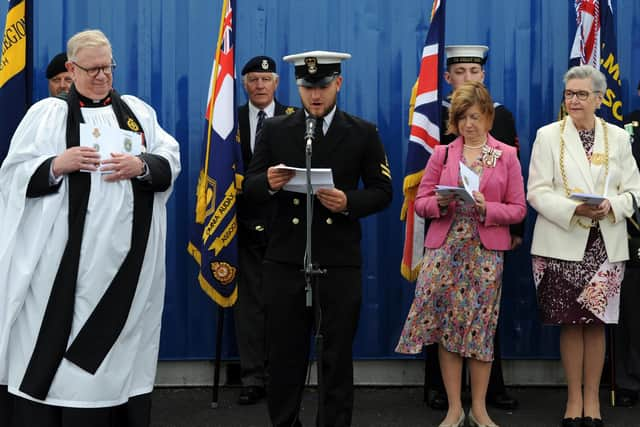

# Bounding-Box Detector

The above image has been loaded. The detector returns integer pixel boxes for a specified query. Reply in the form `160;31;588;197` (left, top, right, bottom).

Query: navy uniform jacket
625;109;640;159
441;100;523;237
236;101;295;245
243;108;392;267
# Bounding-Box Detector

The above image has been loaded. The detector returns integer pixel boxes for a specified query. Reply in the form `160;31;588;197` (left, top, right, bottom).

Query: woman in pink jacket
397;81;526;427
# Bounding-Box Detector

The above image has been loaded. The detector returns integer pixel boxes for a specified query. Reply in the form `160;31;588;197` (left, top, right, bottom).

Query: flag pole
211;305;225;408
207;0;230;409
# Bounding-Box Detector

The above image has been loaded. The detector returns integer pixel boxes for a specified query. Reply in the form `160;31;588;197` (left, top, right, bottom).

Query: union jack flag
400;0;446;281
188;0;242;307
568;0;622;125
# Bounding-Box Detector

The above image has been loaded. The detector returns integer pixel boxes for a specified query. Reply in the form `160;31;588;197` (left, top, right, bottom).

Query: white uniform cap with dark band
283;50;351;88
445;45;489;66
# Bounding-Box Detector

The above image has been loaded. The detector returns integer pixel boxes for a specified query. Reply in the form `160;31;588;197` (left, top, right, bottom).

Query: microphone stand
303;122;327;426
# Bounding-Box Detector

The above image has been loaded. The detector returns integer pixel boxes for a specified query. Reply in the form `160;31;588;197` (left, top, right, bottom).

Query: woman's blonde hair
447;80;495;136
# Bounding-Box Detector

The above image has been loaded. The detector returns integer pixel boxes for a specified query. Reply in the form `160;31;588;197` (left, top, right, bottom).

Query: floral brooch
481;145;502;168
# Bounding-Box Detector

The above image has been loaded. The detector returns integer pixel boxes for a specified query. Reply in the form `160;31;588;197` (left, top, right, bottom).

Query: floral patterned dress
396;155;503;362
532;129;624;325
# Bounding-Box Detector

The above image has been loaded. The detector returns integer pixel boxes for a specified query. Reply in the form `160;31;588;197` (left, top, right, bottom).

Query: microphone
305;116;316;151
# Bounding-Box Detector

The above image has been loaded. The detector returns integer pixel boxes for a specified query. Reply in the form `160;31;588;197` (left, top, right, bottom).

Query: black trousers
10;393;151;427
1;385;13;426
615;266;640;390
263;261;361;427
425;323;506;396
233;239;268;387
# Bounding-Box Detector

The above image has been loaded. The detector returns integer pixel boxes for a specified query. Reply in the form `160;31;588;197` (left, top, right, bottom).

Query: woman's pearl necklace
463;141;486;150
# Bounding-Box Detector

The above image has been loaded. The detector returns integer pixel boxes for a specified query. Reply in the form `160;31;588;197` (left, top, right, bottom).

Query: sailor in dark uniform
244;50;392;427
425;44;521;412
234;55;296;406
615;81;640;408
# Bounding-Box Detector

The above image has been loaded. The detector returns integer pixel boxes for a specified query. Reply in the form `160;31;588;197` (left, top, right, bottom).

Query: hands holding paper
436;191;456;207
472;191;487;216
575;199;611;221
436;188;487;215
267;165;296;191
52;148;143;182
316;188;347;213
267;164;346;212
101;153;146;182
52;146;102;177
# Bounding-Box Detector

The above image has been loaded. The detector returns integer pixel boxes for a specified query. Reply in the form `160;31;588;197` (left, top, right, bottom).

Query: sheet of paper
273;165;334;194
459;161;480;194
435;185;475;204
569;192;607;206
80;124;143;173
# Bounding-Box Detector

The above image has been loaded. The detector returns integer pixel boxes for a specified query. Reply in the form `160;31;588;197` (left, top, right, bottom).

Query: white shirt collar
248;100;275;118
248;100;276;153
305;105;337;135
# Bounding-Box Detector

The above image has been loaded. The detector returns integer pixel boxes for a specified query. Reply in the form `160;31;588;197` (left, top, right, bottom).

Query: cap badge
305;57;318;74
261;59;269;70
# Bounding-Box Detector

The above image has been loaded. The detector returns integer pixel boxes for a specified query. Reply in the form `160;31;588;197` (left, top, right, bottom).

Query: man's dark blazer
236;101;294;245
243;108;392;267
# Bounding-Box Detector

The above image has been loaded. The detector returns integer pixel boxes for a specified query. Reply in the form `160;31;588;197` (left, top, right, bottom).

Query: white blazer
528;116;640;262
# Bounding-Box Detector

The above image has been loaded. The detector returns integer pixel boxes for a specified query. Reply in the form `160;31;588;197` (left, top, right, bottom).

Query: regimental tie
256;110;266;134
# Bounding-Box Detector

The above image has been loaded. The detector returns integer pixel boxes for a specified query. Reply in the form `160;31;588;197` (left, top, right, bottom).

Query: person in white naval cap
423;44;522;413
243;50;392;426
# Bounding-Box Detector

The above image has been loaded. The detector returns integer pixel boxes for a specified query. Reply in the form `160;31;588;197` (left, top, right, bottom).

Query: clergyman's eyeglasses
73;61;117;77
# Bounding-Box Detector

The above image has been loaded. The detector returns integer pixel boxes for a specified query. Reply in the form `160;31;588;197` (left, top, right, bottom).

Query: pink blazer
415;134;526;251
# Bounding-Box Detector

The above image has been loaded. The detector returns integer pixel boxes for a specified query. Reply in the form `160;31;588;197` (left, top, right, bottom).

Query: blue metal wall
6;0;640;361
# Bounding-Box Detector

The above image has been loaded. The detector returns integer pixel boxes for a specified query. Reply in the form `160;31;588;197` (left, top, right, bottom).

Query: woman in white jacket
528;65;640;427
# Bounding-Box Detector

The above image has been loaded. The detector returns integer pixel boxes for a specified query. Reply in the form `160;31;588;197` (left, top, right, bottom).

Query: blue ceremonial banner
187;0;241;307
400;0;445;281
0;0;28;165
569;0;623;125
598;0;622;125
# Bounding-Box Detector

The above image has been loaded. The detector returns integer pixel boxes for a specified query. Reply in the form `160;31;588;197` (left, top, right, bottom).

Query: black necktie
256;110;266;134
315;116;324;140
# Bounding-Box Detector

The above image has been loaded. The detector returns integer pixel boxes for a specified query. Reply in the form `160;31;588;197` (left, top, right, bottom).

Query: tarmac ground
150;386;640;427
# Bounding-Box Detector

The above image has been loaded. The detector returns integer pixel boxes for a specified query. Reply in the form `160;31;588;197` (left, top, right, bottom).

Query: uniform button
292;218;300;225
255;225;264;231
293;198;300;206
326;218;333;225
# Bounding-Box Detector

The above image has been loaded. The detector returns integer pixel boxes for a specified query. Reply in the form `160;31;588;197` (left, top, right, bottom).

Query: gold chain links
559;117;609;229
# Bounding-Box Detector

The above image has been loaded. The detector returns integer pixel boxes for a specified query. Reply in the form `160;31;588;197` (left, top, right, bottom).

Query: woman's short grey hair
67;29;112;62
563;65;607;94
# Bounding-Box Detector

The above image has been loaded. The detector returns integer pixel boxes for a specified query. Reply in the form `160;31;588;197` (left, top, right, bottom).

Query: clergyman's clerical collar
77;91;112;108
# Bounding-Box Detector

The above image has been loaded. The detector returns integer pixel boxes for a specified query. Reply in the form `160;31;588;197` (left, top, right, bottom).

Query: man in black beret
234;55;295;405
244;50;392;426
46;52;72;97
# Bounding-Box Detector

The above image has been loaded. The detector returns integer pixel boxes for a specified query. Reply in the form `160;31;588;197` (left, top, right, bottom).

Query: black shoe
487;391;519;410
616;388;638;407
581;416;603;427
427;389;448;411
560;417;582;427
237;385;265;405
